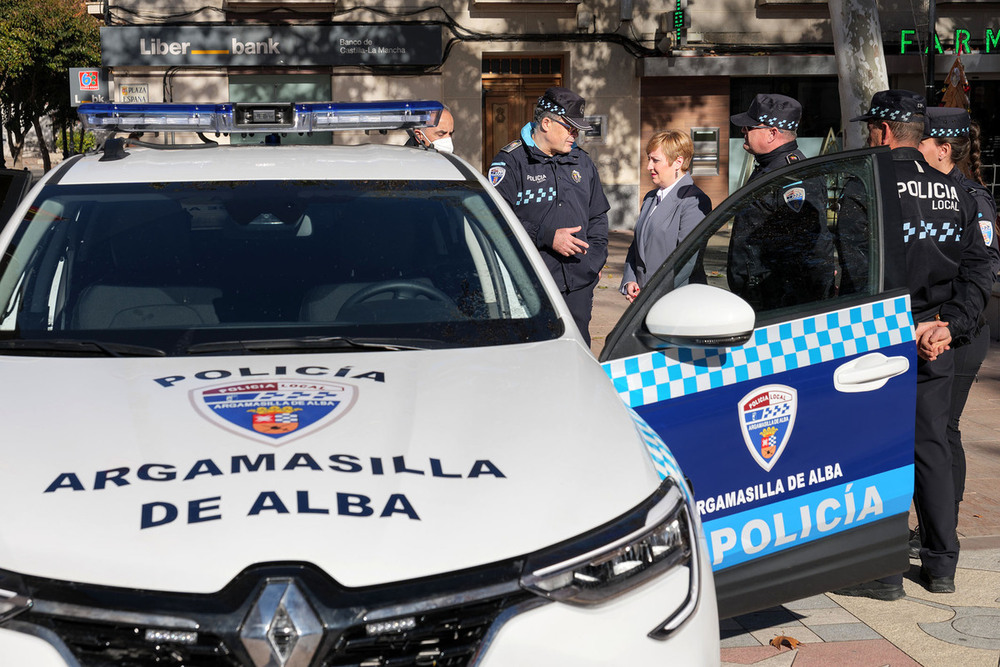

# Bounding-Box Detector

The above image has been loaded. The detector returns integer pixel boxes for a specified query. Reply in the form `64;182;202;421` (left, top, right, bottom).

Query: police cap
850;90;926;123
537;87;593;131
730;94;802;131
924;107;971;138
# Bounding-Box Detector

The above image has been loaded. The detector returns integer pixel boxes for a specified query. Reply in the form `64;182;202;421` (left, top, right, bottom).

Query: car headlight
0;572;32;623
520;476;693;606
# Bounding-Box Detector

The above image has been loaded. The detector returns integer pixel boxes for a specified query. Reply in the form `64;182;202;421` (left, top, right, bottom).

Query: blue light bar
78;104;229;133
78;101;444;134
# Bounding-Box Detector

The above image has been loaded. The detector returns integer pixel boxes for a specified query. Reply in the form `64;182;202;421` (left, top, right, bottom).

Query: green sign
899;29;1000;54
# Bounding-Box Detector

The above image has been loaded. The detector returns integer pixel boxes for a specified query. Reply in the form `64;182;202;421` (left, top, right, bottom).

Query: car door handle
833;352;910;393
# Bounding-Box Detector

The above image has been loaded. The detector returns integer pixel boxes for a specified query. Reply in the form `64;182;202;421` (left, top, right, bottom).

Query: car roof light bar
78;101;444;134
78;104;225;133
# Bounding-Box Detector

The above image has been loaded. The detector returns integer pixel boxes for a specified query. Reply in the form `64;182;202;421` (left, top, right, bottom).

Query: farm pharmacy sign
900;29;1000;54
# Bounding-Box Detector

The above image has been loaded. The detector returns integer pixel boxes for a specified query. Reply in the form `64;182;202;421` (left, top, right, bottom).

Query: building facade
86;0;1000;229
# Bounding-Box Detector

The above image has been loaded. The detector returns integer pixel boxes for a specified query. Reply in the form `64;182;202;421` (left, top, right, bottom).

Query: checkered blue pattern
901;220;957;243
759;403;790;419
758;115;799;131
628;407;684;482
603;296;914;409
538;98;566;116
516;187;558;205
930;127;968;137
869;106;915;122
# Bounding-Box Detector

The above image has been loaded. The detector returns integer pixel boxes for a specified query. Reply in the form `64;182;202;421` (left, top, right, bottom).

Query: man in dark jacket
487;87;609;346
727;94;835;310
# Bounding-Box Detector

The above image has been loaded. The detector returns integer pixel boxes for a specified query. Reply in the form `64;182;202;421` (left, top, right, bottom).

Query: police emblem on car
191;380;357;445
738;384;797;472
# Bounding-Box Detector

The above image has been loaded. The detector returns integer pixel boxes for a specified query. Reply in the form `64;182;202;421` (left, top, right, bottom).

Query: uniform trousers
949;324;990;524
883;349;959;584
561;279;597;348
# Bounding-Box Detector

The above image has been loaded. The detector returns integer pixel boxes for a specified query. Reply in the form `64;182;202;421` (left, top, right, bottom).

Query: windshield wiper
185;336;429;355
0;339;167;357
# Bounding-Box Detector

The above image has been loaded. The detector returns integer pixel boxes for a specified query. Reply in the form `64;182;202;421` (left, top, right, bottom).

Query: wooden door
482;56;563;173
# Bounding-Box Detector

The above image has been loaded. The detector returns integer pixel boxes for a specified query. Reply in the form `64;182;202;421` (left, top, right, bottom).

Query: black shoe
919;568;955;594
832;580;905;601
908;526;920;559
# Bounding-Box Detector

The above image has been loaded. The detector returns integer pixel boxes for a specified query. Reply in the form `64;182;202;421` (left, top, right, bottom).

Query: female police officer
918;107;1000;539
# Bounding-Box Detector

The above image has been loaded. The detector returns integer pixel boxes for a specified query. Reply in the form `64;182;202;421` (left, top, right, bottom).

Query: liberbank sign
100;25;442;67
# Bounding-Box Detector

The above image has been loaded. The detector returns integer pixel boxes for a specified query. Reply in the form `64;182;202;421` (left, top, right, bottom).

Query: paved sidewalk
593;231;1000;667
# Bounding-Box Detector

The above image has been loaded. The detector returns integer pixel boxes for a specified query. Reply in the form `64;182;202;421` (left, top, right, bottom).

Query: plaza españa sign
100;25;442;67
899;28;1000;54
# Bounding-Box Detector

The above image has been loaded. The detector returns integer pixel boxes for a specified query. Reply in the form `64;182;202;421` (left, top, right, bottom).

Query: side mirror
644;284;755;348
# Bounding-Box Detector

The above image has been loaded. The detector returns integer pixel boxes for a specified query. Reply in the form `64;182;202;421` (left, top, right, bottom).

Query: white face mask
430;136;454;153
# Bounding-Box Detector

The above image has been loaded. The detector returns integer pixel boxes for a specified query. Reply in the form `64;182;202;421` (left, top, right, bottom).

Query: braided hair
965;120;985;186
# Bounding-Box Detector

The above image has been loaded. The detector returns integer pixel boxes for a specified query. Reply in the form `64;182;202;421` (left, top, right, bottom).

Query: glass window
661;154;880;322
0;180;561;354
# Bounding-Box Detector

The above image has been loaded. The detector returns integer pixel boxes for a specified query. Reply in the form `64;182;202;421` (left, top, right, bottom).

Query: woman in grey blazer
620;130;713;302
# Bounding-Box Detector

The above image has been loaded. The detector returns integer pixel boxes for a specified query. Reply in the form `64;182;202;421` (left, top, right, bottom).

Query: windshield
0;179;561;355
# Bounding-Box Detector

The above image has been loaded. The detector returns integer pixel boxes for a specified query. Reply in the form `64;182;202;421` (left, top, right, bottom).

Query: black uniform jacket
893;148;993;336
950;167;1000;276
727;140;835;310
748;140;806;182
488;124;610;293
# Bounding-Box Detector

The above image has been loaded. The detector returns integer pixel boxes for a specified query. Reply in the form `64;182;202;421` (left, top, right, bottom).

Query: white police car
0;102;720;666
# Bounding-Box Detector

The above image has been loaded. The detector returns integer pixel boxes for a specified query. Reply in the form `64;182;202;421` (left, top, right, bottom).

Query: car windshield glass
0;179;561;355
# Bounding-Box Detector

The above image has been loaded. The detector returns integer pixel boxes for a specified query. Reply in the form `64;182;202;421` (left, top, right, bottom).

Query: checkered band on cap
868;106;916;122
537;96;567;116
758;114;800;131
929;126;969;137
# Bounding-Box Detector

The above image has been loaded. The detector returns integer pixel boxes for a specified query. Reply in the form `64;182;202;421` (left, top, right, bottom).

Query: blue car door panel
600;148;914;618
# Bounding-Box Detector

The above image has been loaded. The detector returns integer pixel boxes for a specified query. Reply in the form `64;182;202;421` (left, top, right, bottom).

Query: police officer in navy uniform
487;87;609;347
834;91;994;601
726;94;835;309
918;107;1000;545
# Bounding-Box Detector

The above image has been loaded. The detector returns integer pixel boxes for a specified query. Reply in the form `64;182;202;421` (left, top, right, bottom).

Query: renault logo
240;579;323;667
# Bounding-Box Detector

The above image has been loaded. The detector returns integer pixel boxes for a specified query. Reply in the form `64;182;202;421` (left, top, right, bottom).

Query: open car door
0;168;32;229
600;147;915;618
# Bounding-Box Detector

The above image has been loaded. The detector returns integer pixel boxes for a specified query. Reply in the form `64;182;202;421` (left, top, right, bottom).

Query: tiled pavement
592;231;1000;667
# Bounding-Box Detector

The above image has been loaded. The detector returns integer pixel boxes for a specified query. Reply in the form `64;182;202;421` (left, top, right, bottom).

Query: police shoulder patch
501;139;522;153
782;186;806;213
488;165;507;186
785;153;800;164
980;217;994;247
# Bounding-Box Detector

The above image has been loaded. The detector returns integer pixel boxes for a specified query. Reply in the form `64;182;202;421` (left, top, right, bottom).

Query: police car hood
0;341;660;592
